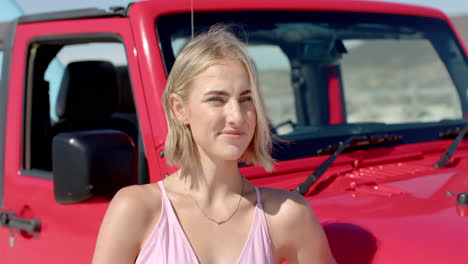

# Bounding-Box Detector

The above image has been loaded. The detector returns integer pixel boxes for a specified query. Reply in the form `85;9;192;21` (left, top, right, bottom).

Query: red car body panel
249;140;468;262
1;0;467;263
0;17;153;263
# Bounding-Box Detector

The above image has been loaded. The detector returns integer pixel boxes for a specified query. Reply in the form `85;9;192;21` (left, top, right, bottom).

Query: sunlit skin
92;59;336;264
177;59;256;167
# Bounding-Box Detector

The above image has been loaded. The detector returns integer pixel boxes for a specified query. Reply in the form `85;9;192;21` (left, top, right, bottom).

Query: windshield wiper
434;125;468;168
294;134;403;195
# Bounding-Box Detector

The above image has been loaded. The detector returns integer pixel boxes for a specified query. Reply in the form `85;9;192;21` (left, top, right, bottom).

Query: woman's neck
178;156;244;204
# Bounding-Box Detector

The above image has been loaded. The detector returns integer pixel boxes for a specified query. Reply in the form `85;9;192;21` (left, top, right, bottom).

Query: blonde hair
162;25;273;172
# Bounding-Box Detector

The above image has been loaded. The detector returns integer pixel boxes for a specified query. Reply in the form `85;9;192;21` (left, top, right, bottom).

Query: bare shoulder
110;184;162;217
259;187;319;240
259;187;336;264
259;187;315;223
102;184;163;230
92;184;163;263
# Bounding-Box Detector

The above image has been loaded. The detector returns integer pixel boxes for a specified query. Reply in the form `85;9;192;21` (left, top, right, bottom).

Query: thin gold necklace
186;177;244;225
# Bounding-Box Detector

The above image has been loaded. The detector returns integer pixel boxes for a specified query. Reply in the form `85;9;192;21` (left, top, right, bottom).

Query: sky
8;0;468;16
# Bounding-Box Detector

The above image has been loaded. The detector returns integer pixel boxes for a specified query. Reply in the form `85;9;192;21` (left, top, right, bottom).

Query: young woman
92;27;336;264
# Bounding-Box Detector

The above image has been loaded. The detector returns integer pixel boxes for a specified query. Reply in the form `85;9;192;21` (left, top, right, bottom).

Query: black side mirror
52;130;137;204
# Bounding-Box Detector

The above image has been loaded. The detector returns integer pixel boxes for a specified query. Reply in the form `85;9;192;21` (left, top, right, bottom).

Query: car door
0;14;148;263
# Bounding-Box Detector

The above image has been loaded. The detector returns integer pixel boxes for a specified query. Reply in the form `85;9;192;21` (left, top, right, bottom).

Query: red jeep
1;0;468;263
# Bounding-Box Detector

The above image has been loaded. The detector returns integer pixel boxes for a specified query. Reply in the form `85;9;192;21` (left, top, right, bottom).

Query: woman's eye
208;97;224;103
240;96;253;103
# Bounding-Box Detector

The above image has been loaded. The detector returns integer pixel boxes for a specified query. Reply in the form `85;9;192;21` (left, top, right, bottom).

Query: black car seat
113;66;139;129
51;60;138;144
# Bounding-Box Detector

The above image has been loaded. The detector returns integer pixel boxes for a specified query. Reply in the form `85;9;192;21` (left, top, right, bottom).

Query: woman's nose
226;100;243;125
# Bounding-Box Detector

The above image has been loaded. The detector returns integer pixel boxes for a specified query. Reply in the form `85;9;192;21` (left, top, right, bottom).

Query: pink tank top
135;181;273;264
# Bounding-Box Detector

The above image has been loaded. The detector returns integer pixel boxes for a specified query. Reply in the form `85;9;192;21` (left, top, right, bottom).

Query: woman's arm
92;185;159;264
266;189;336;264
285;194;336;264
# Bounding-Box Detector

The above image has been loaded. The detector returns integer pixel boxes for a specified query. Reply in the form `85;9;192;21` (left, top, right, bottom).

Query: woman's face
178;59;256;163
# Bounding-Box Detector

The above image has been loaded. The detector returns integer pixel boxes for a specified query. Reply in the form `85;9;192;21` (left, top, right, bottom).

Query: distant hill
341;14;468;68
335;14;468;123
257;14;468;127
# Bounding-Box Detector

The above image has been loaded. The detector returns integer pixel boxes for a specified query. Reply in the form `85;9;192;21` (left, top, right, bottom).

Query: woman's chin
198;143;248;163
220;153;244;162
218;147;247;161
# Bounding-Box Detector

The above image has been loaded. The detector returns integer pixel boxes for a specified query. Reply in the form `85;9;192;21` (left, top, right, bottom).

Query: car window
24;40;138;176
341;39;461;123
158;12;468;161
46;43;128;122
248;45;295;135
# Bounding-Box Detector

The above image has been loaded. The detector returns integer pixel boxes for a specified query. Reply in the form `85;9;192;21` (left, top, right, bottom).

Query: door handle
0;211;41;234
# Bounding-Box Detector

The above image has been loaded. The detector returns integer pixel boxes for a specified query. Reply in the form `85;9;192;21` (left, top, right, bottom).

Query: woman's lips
220;130;245;138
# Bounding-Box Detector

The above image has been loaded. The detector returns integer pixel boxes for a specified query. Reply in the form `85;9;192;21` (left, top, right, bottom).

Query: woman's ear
170;93;187;123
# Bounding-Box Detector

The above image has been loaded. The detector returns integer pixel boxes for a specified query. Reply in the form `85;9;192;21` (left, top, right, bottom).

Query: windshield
157;11;468;161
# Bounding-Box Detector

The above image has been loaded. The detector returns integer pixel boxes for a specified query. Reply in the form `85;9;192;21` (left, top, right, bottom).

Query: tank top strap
254;186;263;210
137;181;201;264
157;181;171;207
156;181;186;232
235;186;273;264
157;181;167;196
156;181;186;225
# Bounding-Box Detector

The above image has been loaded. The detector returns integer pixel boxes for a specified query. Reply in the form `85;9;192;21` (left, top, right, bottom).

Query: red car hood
316;167;468;264
248;142;468;263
